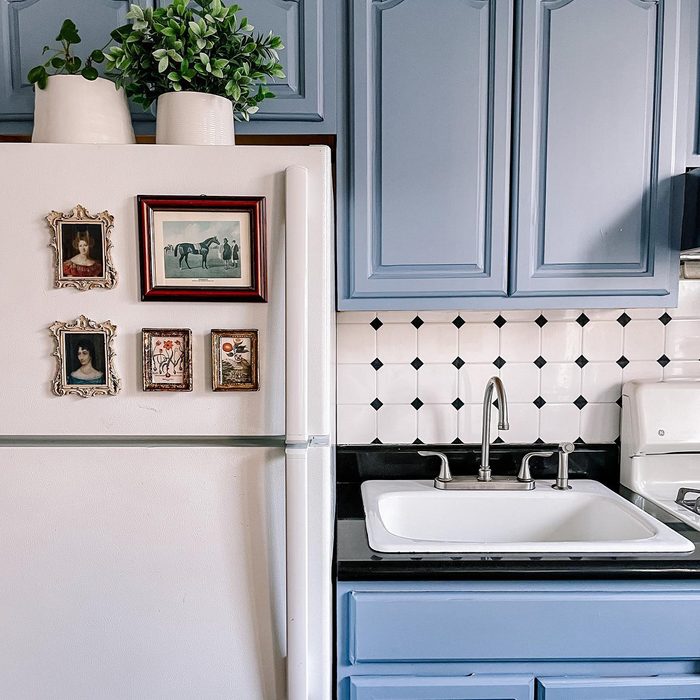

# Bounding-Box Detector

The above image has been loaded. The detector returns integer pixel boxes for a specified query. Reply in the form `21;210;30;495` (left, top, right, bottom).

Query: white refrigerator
0;144;334;700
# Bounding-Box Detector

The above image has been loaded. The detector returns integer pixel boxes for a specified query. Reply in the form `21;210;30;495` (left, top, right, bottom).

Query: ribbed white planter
155;91;235;145
31;75;135;144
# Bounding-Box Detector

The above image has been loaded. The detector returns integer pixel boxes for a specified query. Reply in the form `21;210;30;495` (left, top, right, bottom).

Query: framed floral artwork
137;195;267;302
46;204;117;290
49;315;120;397
142;328;193;391
211;329;259;391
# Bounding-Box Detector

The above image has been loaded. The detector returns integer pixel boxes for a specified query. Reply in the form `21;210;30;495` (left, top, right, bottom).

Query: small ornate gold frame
46;204;117;290
211;329;259;391
49;315;121;397
142;328;193;392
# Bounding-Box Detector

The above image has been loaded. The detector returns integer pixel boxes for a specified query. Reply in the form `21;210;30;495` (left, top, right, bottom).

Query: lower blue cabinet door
537;675;700;699
349;674;534;700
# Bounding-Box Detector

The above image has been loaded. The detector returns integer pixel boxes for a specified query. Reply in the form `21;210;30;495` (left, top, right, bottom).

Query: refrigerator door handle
285;165;309;443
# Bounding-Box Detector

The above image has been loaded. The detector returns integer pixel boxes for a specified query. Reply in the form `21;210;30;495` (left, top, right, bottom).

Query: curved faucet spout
478;376;509;481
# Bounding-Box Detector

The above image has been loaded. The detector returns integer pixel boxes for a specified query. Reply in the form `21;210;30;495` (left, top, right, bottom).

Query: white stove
621;380;700;531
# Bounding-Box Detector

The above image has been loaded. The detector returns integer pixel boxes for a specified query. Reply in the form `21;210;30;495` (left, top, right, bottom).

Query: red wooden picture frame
137;194;267;302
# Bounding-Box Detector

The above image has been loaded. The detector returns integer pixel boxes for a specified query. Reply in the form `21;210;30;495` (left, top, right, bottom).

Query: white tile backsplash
377;364;418;404
582;321;623;361
417;364;459;404
418;323;458;363
336;284;700;445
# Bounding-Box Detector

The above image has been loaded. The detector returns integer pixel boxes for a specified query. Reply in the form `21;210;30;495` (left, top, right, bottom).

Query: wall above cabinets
0;0;336;135
337;0;692;310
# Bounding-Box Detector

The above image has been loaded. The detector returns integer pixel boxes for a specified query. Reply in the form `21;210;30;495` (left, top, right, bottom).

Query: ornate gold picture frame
49;315;121;397
211;329;259;391
46;204;117;290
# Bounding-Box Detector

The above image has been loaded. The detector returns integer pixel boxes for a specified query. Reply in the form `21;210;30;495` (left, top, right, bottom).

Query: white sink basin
361;479;693;554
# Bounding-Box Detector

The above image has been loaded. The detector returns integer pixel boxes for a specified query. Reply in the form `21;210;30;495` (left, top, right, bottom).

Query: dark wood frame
137;194;267;302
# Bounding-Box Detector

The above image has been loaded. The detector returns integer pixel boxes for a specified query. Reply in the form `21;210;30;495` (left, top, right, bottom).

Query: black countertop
335;445;700;580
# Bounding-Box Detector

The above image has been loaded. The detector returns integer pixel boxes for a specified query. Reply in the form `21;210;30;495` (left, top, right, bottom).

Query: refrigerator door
0;445;287;699
0;144;332;438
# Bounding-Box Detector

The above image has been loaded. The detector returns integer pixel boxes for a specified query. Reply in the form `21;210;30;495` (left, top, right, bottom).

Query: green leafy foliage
27;19;106;87
103;1;285;119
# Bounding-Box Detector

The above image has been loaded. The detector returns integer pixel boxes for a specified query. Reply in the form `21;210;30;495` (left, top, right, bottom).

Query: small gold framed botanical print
211;329;259;391
142;328;193;392
49;315;121;397
46;204;117;290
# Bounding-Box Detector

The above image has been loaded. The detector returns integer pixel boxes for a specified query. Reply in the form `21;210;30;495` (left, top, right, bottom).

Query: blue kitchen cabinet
537;675;700;700
337;580;700;699
339;0;689;310
0;0;332;134
348;675;534;700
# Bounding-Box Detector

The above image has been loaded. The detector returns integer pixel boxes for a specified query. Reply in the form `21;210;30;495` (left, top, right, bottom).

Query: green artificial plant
27;19;106;88
104;0;285;120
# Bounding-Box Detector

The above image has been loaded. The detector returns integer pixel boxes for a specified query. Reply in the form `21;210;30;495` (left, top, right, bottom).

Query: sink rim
361;479;694;555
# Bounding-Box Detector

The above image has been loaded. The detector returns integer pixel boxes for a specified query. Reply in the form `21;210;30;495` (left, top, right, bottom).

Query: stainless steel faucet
478;376;509;481
553;442;575;489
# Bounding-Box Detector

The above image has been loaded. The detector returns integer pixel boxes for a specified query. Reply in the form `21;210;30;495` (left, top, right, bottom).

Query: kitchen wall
336;281;700;445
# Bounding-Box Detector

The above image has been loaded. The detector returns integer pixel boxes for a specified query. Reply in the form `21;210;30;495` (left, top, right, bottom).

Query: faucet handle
417;451;452;483
559;442;575;454
517;451;554;483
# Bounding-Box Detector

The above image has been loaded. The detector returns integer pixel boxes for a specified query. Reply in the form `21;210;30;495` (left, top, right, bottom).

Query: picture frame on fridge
49;315;121;397
137;195;267;302
46;204;117;290
211;329;259;391
142;328;193;392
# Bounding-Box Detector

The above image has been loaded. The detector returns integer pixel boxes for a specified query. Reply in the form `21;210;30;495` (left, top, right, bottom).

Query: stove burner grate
675;488;700;515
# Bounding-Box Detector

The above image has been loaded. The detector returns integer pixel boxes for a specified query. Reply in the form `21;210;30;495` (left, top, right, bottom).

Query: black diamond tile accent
493;437;505;444
616;396;623;407
616;312;631;327
371;437;383;445
412;438;424;445
534;438;545;445
657;354;671;367
534;356;547;369
576;313;590;327
411;316;424;329
452;315;466;329
493;314;507;328
614;436;621;446
574;436;586;445
452;356;465;369
616;355;629;369
452;437;464;445
493;356;506;369
535;314;548;328
411;357;424;370
370;398;383;411
533;396;546;409
575;355;589;368
452;398;465;410
411;397;424;410
370;358;383;371
370;317;383;331
573;395;588;410
659;312;672;325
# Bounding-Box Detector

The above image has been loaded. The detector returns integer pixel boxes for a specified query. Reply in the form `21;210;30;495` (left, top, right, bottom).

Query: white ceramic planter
31;75;135;144
155;91;235;145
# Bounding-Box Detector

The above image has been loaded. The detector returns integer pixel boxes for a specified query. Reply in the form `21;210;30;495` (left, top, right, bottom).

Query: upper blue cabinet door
0;0;144;123
342;0;513;308
511;0;684;299
0;0;325;130
236;0;324;122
